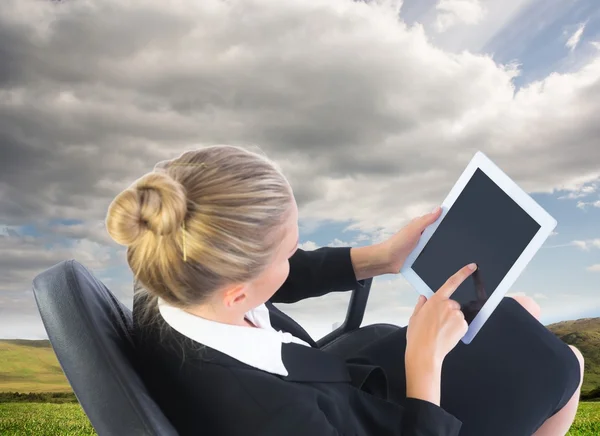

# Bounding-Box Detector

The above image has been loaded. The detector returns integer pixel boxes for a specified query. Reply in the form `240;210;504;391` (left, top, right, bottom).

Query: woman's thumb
412;295;427;316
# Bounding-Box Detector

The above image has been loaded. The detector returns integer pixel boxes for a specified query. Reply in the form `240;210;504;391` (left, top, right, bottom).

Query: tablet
400;151;557;344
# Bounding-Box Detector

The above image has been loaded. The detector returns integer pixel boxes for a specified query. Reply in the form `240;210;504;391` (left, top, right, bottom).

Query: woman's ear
222;283;249;308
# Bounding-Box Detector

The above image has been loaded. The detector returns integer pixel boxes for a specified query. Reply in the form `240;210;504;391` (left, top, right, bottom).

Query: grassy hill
0;340;71;393
1;317;599;396
546;318;600;395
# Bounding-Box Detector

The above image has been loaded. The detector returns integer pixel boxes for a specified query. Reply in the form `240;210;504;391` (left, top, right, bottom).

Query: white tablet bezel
400;151;557;344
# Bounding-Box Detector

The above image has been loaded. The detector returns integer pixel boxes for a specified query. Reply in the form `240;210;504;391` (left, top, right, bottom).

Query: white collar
157;298;310;376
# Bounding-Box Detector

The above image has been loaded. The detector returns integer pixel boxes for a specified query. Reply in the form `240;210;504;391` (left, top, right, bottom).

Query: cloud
566;23;586;52
0;230;121;292
44;220;117;246
372;0;403;15
560;180;599;208
1;0;599;233
586;264;600;273
506;291;547;300
0;226;20;238
299;237;363;252
435;0;486;33
1;0;600;337
424;0;535;54
576;200;600;210
571;239;600;251
557;182;597;200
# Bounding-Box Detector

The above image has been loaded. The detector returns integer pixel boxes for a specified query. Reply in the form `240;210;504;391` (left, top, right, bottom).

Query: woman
106;145;583;436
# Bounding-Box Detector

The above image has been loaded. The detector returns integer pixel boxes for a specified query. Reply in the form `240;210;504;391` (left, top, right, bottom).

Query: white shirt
157;298;310;376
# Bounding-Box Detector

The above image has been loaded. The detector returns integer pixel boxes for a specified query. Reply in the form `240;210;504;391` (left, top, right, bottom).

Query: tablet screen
412;168;541;324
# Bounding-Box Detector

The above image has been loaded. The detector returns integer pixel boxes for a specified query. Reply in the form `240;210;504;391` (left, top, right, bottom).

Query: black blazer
132;247;462;435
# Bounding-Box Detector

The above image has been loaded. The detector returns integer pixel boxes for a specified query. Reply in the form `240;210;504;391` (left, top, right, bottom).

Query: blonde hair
105;144;294;332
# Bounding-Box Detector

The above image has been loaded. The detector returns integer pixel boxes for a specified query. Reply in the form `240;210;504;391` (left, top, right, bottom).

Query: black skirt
345;296;581;436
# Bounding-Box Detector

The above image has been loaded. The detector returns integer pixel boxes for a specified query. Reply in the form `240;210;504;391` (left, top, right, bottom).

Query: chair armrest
316;278;373;348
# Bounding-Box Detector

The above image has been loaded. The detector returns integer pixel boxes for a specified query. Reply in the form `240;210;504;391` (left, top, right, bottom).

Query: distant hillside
546;318;600;395
0;339;71;393
3;339;53;348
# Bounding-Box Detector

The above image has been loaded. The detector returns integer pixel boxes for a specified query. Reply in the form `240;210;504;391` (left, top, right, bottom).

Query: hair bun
106;171;188;246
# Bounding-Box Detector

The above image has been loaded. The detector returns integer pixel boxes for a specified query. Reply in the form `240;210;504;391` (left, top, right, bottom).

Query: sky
0;0;599;341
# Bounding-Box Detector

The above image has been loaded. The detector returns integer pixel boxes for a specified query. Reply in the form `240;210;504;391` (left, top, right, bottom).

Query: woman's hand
404;263;477;405
381;207;443;274
407;263;475;364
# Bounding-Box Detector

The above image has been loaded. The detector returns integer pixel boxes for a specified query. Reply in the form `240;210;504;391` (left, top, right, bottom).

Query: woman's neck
183;303;255;328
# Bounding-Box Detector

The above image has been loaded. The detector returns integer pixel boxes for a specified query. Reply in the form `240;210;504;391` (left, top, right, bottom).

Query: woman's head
105;144;299;326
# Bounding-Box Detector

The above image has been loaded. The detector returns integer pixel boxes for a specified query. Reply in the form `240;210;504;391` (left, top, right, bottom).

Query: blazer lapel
266;305;387;397
266;302;318;348
193;341;352;384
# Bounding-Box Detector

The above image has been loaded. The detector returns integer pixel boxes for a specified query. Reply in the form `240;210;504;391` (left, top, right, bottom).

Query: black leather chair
32;259;400;436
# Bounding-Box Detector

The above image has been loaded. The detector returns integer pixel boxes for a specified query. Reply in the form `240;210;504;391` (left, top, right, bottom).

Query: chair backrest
32;259;179;436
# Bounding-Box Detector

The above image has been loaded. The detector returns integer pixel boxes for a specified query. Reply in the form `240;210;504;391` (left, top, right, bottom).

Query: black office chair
32;259;400;436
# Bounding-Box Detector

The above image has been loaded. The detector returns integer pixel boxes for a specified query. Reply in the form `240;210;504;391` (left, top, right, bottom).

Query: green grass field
568;402;600;436
0;403;95;436
0;401;599;435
